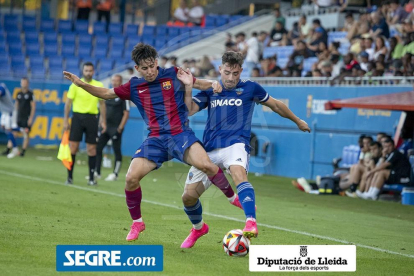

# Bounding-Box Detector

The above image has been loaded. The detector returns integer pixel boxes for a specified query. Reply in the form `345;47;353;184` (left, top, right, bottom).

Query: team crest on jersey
236;88;243;95
135;149;141;154
189;172;194;180
162;81;172;90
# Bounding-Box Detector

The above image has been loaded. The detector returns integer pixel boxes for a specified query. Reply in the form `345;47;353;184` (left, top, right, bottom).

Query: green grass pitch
0;149;413;276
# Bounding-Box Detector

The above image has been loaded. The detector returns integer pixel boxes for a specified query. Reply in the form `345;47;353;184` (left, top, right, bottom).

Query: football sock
133;218;143;223
193;220;204;230
68;154;76;180
88;155;96;181
114;160;121;176
184;199;203;225
370;187;380;197
20;149;26;156
228;194;237;203
350;183;358;192
7;132;16;147
125;187;142;220
208;168;235;198
237;182;256;219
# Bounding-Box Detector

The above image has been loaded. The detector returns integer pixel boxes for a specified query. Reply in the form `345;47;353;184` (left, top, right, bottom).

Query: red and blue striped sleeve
114;81;131;100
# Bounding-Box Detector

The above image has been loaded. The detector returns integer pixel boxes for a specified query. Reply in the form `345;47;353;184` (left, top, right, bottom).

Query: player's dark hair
83;62;94;69
21;77;29;82
222;51;244;68
131;43;158;66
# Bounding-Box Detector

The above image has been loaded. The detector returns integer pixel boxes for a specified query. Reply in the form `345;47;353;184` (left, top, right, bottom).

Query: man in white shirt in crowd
188;0;204;26
245;31;267;72
174;0;189;23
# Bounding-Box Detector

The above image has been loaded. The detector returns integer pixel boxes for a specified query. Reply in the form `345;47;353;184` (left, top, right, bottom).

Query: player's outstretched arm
262;97;311;132
194;79;222;93
63;71;117;100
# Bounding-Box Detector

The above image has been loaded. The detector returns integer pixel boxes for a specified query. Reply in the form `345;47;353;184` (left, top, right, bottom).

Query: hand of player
63;71;82;86
297;119;311;132
177;67;193;86
101;122;107;133
63;120;70;131
212;81;223;93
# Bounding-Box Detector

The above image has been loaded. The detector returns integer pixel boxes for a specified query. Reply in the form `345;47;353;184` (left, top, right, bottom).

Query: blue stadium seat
49;56;63;68
26;44;41;56
4;14;19;29
65;58;80;69
99;59;114;71
7;31;21;42
156;25;168;36
205;15;216;27
49;68;64;80
0;54;9;64
31;66;46;79
13;67;28;78
75;20;89;34
95;35;109;46
44;43;58;57
93;22;106;35
9;44;23;56
127;36;141;48
23;16;37;32
0;64;12;77
168;27;180;38
62;32;76;44
79;34;93;46
61;44;75;57
30;56;44;67
25;31;39;43
190;28;202;37
303;57;318;72
109;23;123;35
40;19;55;32
58;20;72;33
111;35;125;48
114;60;128;69
328;31;348;43
78;46;92;58
142;25;155;36
142;37;154;46
43;32;58;44
155;39;167;50
94;47;107;58
126;24;138;36
108;49;123;59
215;16;229;27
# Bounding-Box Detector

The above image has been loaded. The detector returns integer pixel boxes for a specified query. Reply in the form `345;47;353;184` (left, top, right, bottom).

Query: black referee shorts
69;112;99;144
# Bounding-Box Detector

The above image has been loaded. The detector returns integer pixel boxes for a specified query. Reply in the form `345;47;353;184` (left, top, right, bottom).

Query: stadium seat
79;34;93;46
190;28;202;37
0;64;12;77
43;32;58;44
94;47;107;59
109;23;123;35
155;39;167;50
25;31;39;44
4;14;19;29
127;36;141;48
93;22;106;35
142;25;155;36
142;37;154;46
49;69;64;80
13;67;28;78
303;57;318;72
30;55;44;66
204;15;216;27
111;35;125;48
156;25;168;36
22;16;37;32
58;20;72;33
215;16;229;27
48;56;63;68
95;35;109;46
65;58;80;69
6;31;21;43
126;24;138;36
108;48;123;59
9;44;23;56
75;20;89;34
40;19;55;32
99;59;114;72
26;44;41;56
44;43;58;57
61;44;75;57
168;27;180;38
62;32;76;44
31;67;47;80
0;54;9;64
78;46;92;58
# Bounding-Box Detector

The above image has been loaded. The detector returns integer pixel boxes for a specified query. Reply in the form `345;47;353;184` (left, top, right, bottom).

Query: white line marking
1;169;413;259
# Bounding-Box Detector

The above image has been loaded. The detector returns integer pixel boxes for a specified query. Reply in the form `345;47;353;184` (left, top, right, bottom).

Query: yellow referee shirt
67;78;104;114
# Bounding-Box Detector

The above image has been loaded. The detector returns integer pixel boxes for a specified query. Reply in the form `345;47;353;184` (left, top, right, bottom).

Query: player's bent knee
125;173;140;190
182;192;198;206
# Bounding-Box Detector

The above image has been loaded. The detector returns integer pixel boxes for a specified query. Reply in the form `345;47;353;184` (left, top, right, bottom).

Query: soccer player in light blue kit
0;82;19;157
179;51;311;248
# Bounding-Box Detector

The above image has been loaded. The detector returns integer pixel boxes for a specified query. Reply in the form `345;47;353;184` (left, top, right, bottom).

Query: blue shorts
133;130;202;169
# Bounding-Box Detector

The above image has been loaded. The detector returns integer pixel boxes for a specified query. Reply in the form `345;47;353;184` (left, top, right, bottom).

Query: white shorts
185;143;250;189
0;111;17;130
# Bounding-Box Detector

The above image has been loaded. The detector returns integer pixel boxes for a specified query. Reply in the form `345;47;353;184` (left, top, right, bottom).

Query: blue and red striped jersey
114;67;191;137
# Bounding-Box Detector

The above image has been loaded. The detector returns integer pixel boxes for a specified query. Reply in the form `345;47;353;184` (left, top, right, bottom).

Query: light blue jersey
193;79;269;153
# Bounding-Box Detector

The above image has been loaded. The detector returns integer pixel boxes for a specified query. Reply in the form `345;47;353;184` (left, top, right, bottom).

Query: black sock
88;155;97;181
68;154;76;180
350;183;358;192
2;147;11;155
20;149;26;156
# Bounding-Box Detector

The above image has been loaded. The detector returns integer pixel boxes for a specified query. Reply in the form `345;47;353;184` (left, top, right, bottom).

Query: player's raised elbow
102;88;118;100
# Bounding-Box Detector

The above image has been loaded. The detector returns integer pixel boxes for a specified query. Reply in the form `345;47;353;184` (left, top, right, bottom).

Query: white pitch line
1;169;413;259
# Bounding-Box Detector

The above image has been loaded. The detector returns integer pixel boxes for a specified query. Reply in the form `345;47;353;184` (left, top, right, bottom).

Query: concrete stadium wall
1;80;409;179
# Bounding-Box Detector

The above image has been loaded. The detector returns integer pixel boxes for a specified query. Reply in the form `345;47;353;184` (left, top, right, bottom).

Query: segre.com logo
56;245;163;272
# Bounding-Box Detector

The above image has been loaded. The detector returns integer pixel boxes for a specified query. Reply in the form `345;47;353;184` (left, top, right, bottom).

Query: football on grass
222;229;250;257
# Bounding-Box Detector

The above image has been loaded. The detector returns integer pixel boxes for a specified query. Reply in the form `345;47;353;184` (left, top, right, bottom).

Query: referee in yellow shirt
63;62;106;185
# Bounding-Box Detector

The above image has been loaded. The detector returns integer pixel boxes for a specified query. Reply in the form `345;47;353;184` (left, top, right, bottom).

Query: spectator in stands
224;33;237;52
330;54;343;77
173;0;189;24
363;37;375;60
197;56;215;76
269;21;288;47
312;69;323;77
97;0;114;30
343;13;357;32
389;0;409;25
245;32;260;72
251;67;261;77
360;137;411;200
398;128;413;156
402;52;414;75
316;41;330;60
319;60;333;77
373;36;389;59
387;36;404;62
308;26;326;55
313;0;333;9
359;51;370;71
188;0;204;26
329;41;341;56
76;0;92;20
165;56;178;69
402;31;414;55
287;22;301;46
299;15;311;41
287;40;311;76
159;56;168;68
311;19;328;45
371;11;390;38
337;0;349;12
189;59;197;74
273;8;285;28
377;132;387;142
331;53;361;84
235;32;247;55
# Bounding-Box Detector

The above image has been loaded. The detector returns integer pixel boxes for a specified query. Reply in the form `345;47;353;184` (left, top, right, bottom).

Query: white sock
367;187;374;194
193;220;204;230
228;194;237;203
370;187;380;197
246;217;256;223
133;218;143;223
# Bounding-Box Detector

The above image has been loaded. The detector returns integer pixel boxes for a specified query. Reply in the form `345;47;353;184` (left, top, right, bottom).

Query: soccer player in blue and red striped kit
63;43;242;242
